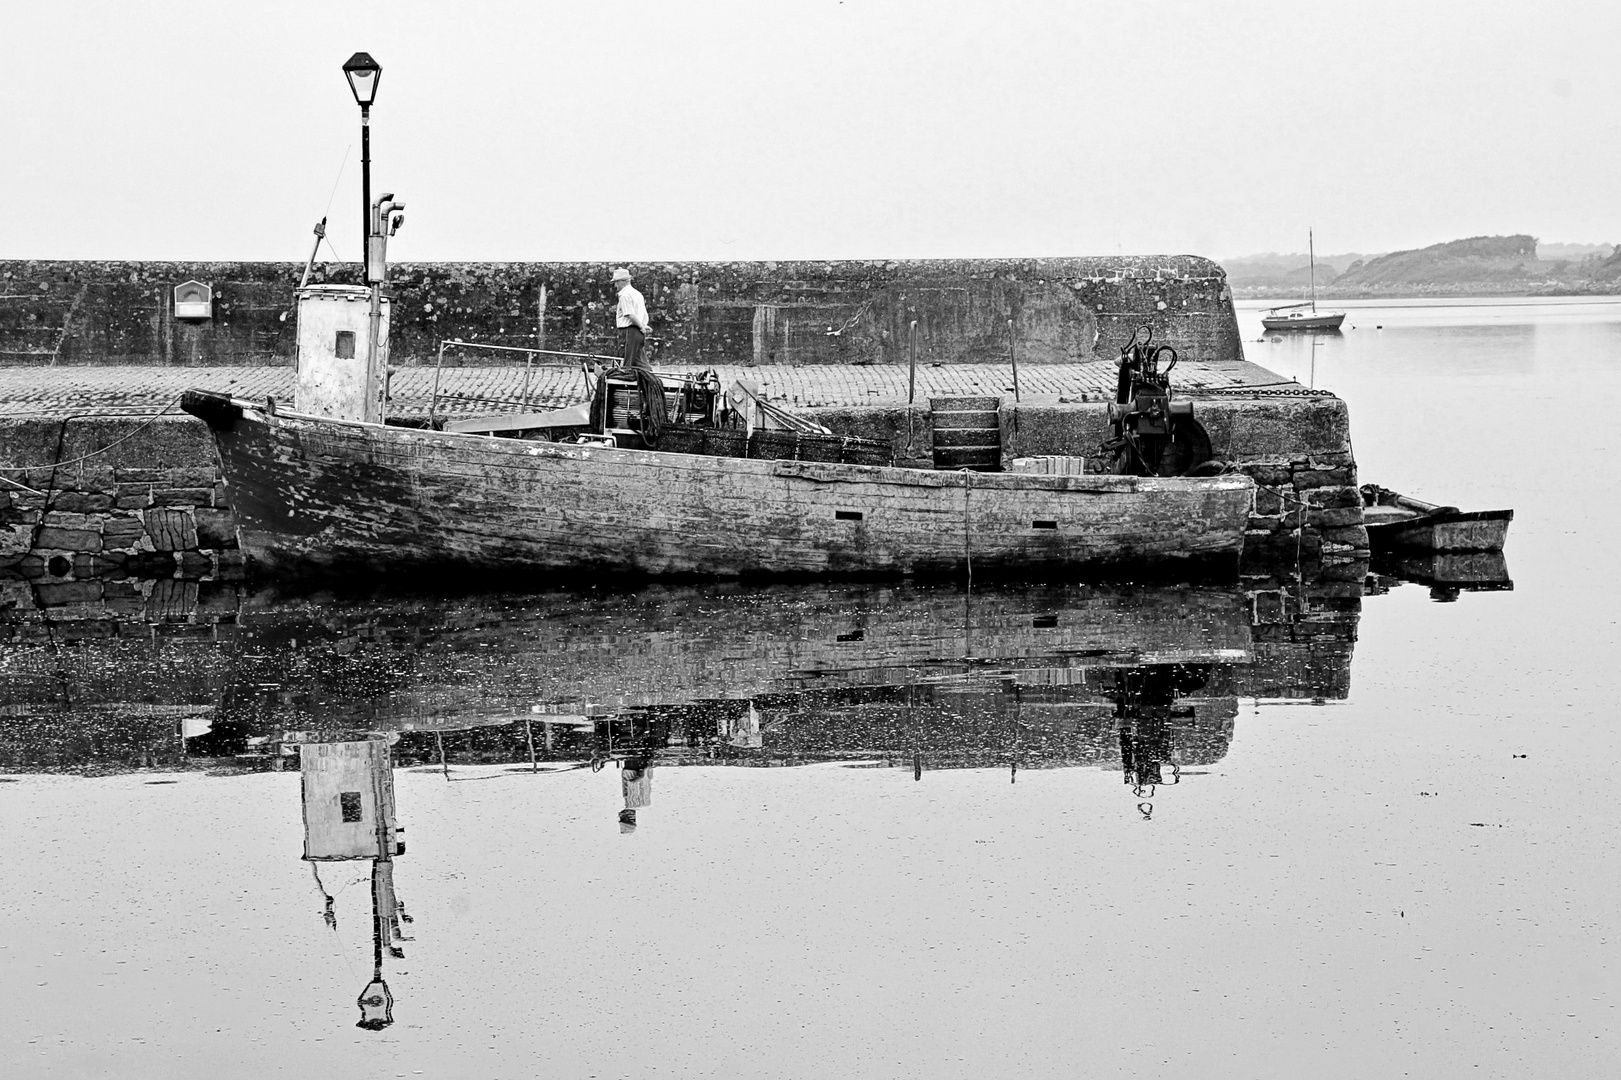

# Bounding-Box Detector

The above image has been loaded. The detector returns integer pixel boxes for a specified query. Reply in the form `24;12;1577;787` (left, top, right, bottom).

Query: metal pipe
907;319;918;406
429;340;446;428
299;218;326;290
1007;318;1020;403
366;282;384;423
359;105;371;271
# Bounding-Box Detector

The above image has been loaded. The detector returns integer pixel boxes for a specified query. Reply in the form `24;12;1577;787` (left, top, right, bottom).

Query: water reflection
1;563;1522;1034
296;736;411;1030
0;572;1374;792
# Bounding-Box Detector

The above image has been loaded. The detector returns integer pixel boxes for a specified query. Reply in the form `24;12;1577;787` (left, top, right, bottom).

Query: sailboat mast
1309;228;1318;313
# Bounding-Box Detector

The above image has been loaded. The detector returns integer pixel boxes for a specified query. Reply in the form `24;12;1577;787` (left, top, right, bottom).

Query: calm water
2;299;1618;1078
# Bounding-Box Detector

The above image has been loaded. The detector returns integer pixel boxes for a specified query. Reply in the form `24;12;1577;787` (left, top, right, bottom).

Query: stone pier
0;255;1368;607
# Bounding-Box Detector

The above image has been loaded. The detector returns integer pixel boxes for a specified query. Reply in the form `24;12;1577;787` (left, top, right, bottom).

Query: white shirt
615;284;649;330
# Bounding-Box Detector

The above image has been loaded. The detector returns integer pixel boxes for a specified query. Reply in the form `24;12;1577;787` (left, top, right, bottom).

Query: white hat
610;267;631;282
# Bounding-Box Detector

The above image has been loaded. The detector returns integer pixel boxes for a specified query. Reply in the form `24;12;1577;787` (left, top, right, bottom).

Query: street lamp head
342;52;382;108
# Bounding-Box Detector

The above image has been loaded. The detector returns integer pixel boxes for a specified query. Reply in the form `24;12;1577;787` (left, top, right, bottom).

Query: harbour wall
0;256;1241;368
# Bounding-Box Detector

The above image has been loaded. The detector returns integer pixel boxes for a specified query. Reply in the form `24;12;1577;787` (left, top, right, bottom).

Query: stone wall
0;416;241;622
0;256;1242;368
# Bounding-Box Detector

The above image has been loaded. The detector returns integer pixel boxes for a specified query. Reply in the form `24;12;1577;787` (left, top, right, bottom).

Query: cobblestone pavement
0;357;1315;419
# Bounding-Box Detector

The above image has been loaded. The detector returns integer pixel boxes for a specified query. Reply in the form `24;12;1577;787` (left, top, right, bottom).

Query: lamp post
341;52;382;264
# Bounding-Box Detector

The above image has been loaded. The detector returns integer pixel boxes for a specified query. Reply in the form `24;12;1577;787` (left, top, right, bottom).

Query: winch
1106;325;1216;477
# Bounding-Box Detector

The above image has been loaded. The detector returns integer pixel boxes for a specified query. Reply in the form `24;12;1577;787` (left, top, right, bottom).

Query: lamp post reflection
295;736;411;1030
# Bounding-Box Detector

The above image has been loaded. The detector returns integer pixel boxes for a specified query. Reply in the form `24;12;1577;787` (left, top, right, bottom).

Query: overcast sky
3;1;1615;263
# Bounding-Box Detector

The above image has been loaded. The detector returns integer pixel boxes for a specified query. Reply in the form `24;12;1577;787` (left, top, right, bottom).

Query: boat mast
1309;228;1318;313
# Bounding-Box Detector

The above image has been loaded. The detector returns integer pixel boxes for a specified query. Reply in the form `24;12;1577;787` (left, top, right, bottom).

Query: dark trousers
620;326;648;370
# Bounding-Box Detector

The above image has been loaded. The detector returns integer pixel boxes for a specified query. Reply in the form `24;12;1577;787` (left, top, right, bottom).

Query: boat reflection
1;576;1363;786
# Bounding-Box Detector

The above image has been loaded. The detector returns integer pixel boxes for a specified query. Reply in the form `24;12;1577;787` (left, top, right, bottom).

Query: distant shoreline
1233;285;1621;301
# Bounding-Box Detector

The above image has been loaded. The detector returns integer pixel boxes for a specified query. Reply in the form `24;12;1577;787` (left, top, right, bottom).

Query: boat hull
1365;509;1512;552
186;394;1256;581
1261;312;1346;331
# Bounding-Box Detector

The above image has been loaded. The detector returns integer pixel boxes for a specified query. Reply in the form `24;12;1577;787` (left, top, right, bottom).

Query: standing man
611;267;652;370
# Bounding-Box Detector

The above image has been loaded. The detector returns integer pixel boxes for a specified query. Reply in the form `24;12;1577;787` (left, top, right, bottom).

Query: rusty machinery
1106;325;1216;477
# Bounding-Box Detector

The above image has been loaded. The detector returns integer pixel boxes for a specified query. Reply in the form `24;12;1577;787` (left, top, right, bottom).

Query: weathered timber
185;392;1255;581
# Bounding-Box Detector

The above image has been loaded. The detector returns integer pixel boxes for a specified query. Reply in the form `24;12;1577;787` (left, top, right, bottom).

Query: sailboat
1261;229;1346;331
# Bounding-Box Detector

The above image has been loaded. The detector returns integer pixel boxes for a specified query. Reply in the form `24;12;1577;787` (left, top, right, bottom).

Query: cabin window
335;330;356;359
835;510;863;521
837;629;865;642
1032;615;1058;628
1032;519;1058;530
339;791;363;822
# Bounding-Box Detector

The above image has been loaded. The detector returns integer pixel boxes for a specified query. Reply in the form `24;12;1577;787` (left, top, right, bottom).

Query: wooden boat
180;389;1255;581
1261;229;1345;331
1360;484;1513;552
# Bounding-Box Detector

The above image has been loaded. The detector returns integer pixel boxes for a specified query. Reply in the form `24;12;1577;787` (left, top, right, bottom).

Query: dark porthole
1032;520;1058;530
835;510;864;521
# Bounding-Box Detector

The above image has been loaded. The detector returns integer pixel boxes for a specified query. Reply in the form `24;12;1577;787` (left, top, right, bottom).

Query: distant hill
1220;252;1365;292
1225;235;1621;298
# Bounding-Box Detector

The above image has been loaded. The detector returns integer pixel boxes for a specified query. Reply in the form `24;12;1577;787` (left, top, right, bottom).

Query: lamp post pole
359;102;371;263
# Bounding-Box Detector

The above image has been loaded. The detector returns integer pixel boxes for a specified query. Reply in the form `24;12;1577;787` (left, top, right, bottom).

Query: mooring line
0;395;184;472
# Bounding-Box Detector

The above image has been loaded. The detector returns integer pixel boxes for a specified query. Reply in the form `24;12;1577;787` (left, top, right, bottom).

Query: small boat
1261;229;1345;331
1260;303;1346;331
1359;485;1513;553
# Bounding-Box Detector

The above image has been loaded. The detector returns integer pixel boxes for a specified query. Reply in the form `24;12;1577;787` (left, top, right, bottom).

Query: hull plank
201;399;1254;580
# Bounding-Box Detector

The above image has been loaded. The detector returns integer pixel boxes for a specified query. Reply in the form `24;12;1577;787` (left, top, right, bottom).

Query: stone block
194;508;238;549
102;580;143;600
103;594;148;616
1252;488;1284;516
115;466;218;487
1239;463;1294;488
48;619;118;641
32;580;103;606
0;508;40;526
1246;514;1284;532
34;526;102;552
214;550;247;580
151;487;215;508
1310;506;1365;528
143;507;197;551
115;493;152;510
1292;467;1353;490
1303;486;1360;509
1319;525;1370;548
50;492;114;513
101;516;146;549
146;579;200;622
42;511;93;530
